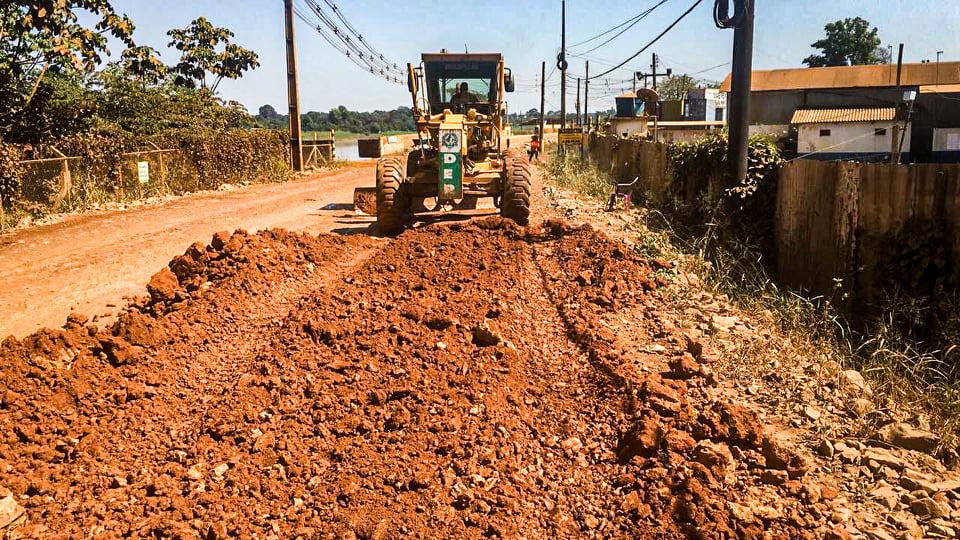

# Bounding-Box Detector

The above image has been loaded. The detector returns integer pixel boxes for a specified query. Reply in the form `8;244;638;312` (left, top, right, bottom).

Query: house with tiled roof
720;61;960;162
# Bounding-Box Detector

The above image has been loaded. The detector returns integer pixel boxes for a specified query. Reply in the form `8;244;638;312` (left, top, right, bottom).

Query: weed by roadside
541;153;960;451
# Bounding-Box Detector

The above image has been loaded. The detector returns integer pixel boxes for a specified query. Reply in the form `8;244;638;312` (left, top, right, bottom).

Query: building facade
721;61;960;162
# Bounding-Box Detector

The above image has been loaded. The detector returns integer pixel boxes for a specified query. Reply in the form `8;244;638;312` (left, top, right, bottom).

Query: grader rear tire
376;156;407;235
501;151;532;226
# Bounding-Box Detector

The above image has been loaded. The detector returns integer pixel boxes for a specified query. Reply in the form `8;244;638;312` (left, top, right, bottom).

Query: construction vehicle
354;52;531;234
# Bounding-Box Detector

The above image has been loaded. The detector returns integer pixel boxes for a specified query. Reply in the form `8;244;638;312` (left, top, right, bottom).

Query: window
875;128;887;136
819;128;832;137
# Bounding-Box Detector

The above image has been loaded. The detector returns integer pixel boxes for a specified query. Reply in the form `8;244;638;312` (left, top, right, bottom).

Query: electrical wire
569;0;670;48
320;0;403;74
570;0;670;57
294;0;403;85
587;0;704;81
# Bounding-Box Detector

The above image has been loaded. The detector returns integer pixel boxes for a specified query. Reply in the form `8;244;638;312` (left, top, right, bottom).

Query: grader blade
352;187;377;215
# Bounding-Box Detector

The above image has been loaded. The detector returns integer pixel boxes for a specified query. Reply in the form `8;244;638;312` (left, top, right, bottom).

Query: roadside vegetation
0;3;289;231
542;147;960;450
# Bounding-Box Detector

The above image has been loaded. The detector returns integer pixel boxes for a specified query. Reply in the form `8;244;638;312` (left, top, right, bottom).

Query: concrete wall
587;133;669;200
777;160;960;307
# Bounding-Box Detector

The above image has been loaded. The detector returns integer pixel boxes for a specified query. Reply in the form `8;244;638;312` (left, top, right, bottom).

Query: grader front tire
501;152;532;226
376;157;407;235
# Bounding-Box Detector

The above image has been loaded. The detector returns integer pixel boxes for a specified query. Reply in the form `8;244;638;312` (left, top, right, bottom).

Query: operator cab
421;53;514;115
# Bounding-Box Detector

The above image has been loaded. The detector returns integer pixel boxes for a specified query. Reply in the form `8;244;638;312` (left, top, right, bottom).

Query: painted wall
932;127;960;163
608;117;650;138
797;121;911;161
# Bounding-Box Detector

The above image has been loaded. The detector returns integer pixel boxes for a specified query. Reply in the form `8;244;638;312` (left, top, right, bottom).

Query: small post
116;164;124;201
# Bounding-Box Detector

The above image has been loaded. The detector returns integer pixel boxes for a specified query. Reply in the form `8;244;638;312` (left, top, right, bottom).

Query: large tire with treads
376;156;407;235
501;150;532;225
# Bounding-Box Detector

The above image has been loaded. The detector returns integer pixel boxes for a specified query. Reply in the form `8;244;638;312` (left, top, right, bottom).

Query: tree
803;17;884;68
119;45;167;86
1;1;135;139
167;17;260;92
258;104;280;119
658;74;699;101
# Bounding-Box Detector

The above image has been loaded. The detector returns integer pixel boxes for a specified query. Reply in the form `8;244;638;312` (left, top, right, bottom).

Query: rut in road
1;218;829;538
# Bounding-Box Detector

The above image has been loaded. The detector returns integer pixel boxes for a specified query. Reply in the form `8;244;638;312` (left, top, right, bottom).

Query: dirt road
1;158;957;538
0;164;379;339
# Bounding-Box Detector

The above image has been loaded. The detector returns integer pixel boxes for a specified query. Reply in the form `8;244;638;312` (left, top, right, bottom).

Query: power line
294;0;403;85
320;0;403;74
588;0;704;81
569;0;671;49
570;0;670;57
303;0;400;76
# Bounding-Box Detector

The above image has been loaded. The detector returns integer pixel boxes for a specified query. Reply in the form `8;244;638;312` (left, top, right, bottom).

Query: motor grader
355;52;532;234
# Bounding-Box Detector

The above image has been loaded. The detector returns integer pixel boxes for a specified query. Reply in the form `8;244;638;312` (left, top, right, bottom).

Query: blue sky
107;0;960;114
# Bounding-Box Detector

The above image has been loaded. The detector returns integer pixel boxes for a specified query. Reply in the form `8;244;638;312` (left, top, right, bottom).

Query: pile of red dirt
0;219;843;538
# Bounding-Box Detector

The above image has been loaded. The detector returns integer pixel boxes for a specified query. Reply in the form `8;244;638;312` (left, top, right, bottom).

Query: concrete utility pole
726;0;755;188
284;0;303;172
559;0;567;128
539;61;546;139
584;61;589;128
576;77;581;127
651;53;659;91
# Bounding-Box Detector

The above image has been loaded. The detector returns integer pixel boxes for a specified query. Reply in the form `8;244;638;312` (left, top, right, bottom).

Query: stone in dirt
471;326;501;347
692;440;735;479
0;488;24;529
761;437;810;479
616;415;664;462
98;336;141;367
838;369;873;398
146;267;180;303
668;353;701;380
877;422;940;453
909;497;949;518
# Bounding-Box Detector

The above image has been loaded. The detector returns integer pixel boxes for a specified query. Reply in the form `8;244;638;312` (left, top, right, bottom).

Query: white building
792;108;910;162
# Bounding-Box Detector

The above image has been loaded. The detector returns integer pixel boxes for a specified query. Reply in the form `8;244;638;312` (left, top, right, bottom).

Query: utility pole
559;0;567;128
576;77;581;127
539;60;546;139
584;61;589;130
725;0;755;188
895;43;904;88
651;53;659;91
283;0;303;172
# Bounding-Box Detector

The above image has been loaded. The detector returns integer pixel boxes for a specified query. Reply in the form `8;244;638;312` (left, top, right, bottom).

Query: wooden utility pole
576;77;581;127
584;61;589;129
539;61;546;138
559;0;567;127
284;0;303;172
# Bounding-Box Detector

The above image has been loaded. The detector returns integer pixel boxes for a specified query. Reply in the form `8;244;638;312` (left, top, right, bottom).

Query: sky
104;0;960;115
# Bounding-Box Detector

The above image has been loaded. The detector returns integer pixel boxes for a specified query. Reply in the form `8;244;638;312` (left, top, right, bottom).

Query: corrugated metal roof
720;61;960;92
790;108;896;124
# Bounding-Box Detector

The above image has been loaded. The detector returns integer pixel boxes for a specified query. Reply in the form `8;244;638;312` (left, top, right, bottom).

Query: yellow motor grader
355;52;531;234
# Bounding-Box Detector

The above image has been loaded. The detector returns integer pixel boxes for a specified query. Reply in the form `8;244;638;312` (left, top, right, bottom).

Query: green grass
542;152;612;202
